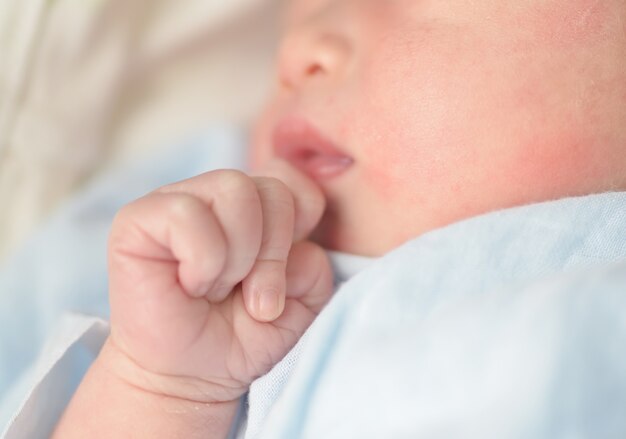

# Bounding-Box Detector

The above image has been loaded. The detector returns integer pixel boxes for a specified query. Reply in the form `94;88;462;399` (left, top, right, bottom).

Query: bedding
0;0;280;260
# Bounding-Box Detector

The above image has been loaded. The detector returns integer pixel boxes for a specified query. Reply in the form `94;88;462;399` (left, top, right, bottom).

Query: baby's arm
53;162;333;438
52;339;240;438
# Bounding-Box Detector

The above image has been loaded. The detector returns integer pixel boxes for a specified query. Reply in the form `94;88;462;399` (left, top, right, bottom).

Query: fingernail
257;288;282;321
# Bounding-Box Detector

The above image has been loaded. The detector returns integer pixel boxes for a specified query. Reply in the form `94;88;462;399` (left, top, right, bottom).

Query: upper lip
272;117;353;177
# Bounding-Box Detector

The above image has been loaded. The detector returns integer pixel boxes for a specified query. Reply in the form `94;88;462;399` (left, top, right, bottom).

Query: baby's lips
272;118;354;181
286;150;353;180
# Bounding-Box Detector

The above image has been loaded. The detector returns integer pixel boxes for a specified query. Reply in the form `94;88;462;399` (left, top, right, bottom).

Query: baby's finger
284;240;333;313
157;170;263;301
242;177;295;322
109;193;227;323
268;241;334;336
255;159;326;241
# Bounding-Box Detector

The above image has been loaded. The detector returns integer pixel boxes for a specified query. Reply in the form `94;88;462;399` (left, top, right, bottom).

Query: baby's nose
277;22;352;91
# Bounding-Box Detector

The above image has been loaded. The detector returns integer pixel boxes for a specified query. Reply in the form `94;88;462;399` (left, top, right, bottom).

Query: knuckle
259;239;290;261
214;169;256;195
164;193;202;219
111;198;142;229
111;204;129;226
212;170;263;214
108;198;149;251
255;177;295;209
255;176;289;193
111;193;204;235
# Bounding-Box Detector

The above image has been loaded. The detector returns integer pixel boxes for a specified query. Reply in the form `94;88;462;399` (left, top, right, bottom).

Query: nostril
306;64;323;76
280;63;324;90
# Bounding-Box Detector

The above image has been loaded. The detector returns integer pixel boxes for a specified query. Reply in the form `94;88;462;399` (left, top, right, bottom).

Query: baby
53;0;626;437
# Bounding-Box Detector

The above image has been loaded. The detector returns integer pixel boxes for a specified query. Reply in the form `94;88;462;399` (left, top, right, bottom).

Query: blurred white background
0;0;283;260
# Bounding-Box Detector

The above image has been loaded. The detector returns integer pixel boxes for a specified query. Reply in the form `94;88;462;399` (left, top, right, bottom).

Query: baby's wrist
99;337;247;404
54;337;240;438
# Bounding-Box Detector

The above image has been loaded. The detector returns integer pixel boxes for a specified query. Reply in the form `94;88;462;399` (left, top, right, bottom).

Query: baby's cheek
522;0;611;48
359;133;433;206
360;126;606;231
360;141;411;203
502;130;607;203
359;136;468;228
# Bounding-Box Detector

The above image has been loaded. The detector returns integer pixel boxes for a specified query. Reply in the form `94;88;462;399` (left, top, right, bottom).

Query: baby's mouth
272;118;353;181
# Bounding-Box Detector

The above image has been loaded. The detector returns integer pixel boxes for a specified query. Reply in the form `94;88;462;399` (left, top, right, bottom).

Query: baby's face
252;0;626;256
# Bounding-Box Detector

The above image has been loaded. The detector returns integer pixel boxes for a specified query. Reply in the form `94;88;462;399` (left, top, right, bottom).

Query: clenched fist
105;160;334;404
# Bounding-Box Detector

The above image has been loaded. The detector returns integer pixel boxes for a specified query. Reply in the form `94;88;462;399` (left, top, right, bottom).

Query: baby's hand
106;160;333;404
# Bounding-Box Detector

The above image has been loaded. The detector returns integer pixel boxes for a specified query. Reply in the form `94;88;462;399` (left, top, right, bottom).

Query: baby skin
54;0;626;437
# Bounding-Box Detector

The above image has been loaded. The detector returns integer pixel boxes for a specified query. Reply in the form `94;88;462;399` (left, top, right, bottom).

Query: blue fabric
246;193;626;438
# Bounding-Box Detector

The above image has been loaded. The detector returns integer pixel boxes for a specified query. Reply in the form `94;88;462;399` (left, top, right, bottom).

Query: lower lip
289;150;354;180
273;120;354;181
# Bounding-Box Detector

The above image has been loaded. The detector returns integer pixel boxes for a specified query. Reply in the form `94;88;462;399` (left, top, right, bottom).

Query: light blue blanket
247;192;626;438
1;126;626;437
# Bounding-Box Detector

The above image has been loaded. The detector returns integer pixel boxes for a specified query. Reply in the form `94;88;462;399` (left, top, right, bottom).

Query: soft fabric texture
245;193;626;438
0;0;280;259
2;126;626;437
